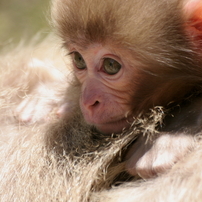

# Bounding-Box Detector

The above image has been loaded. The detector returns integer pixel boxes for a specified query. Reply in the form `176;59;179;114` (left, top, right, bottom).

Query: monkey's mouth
94;116;133;134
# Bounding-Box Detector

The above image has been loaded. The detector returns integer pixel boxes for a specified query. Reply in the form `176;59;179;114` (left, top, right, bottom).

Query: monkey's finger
125;138;153;178
15;96;35;123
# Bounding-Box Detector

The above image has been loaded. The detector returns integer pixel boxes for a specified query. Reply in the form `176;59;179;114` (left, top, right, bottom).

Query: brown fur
53;0;202;114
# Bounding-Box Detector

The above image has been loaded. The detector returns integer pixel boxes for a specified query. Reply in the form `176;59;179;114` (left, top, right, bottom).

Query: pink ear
184;0;202;43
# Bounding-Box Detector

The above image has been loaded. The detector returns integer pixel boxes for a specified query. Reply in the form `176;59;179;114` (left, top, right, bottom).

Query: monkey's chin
95;118;131;134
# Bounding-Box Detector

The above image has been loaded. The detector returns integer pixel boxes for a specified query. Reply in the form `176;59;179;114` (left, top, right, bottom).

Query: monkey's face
55;0;198;134
69;44;137;134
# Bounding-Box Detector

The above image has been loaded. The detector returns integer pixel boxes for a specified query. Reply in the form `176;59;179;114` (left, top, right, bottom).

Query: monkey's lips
94;117;132;134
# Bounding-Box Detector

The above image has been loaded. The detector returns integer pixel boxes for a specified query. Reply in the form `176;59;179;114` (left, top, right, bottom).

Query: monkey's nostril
92;101;99;107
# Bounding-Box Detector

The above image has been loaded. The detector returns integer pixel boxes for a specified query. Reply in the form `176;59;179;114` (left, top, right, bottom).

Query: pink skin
70;44;136;134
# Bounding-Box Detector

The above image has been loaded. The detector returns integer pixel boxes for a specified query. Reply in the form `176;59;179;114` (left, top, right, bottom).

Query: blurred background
0;0;50;45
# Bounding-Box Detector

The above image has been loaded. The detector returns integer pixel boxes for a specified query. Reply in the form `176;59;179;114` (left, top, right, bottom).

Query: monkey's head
52;0;202;134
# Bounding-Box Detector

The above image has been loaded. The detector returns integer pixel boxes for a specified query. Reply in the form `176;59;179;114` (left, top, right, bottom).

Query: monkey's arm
125;98;202;179
125;133;195;179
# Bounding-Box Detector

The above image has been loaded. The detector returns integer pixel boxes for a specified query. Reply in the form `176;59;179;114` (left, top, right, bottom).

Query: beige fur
1;0;202;201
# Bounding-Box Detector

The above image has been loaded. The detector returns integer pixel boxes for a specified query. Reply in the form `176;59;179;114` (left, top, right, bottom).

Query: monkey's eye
103;58;121;75
73;52;86;70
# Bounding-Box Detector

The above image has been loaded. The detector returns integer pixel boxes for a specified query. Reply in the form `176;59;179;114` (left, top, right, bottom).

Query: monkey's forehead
52;0;183;47
52;0;194;72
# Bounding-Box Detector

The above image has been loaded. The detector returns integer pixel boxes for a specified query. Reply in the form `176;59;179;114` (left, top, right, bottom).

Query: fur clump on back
0;109;162;202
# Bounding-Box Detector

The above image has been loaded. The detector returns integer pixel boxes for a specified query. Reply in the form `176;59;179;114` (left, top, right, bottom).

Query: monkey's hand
14;59;67;124
15;84;64;123
125;133;195;179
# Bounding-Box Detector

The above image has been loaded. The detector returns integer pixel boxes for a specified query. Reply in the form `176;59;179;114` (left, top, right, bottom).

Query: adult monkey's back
1;0;202;201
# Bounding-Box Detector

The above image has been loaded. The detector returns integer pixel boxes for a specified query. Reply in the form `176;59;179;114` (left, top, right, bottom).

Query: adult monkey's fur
1;0;202;202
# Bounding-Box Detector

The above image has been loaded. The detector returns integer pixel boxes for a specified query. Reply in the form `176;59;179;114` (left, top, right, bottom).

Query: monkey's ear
184;0;202;46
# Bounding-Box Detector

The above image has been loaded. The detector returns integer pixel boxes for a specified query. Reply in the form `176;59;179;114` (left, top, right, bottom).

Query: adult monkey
1;0;202;201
